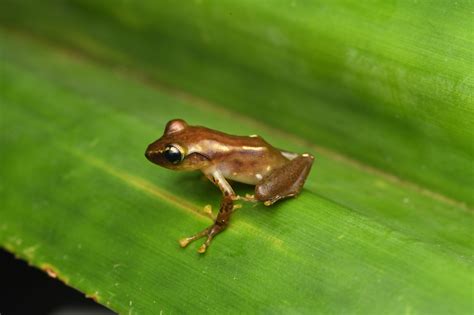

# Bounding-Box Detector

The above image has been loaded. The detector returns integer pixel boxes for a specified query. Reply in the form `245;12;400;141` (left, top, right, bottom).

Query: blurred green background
1;1;472;314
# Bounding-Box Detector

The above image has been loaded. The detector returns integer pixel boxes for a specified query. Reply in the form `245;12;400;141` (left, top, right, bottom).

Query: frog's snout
144;149;154;161
145;144;161;164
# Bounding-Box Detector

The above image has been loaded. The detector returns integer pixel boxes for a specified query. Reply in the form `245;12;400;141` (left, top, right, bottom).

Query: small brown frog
145;119;314;253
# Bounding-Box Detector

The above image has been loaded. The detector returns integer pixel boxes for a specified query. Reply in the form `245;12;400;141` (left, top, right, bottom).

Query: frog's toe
179;238;191;248
202;204;214;219
197;244;208;254
262;194;283;206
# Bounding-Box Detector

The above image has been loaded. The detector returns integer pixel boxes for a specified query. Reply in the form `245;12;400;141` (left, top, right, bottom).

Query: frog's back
189;126;290;184
192;126;273;148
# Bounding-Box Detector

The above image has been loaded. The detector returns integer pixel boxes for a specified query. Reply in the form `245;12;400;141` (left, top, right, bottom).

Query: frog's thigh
255;154;314;205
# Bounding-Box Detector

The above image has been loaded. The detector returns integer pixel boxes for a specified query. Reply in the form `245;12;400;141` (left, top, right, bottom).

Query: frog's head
145;119;211;171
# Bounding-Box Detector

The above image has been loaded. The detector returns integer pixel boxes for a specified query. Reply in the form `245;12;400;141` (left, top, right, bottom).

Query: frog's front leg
255;154;314;206
179;170;236;253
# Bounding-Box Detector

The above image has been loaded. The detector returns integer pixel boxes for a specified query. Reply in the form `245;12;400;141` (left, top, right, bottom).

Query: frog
145;119;314;253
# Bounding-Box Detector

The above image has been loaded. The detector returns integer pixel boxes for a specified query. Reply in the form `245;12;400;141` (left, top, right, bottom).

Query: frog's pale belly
217;152;289;185
221;168;266;185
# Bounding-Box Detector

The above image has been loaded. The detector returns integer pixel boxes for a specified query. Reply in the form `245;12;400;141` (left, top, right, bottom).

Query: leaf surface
0;2;473;314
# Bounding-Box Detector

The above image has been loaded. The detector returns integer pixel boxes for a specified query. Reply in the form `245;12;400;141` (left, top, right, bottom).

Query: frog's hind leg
255;154;314;206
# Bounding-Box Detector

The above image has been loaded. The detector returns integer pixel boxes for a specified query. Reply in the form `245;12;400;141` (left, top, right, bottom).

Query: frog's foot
179;196;234;253
179;227;210;248
178;222;227;253
233;194;258;203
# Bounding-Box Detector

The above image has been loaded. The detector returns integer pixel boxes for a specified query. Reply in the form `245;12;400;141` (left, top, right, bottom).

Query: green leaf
0;1;473;314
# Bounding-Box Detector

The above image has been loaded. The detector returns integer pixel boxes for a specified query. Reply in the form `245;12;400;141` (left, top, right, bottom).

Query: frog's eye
163;145;184;164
